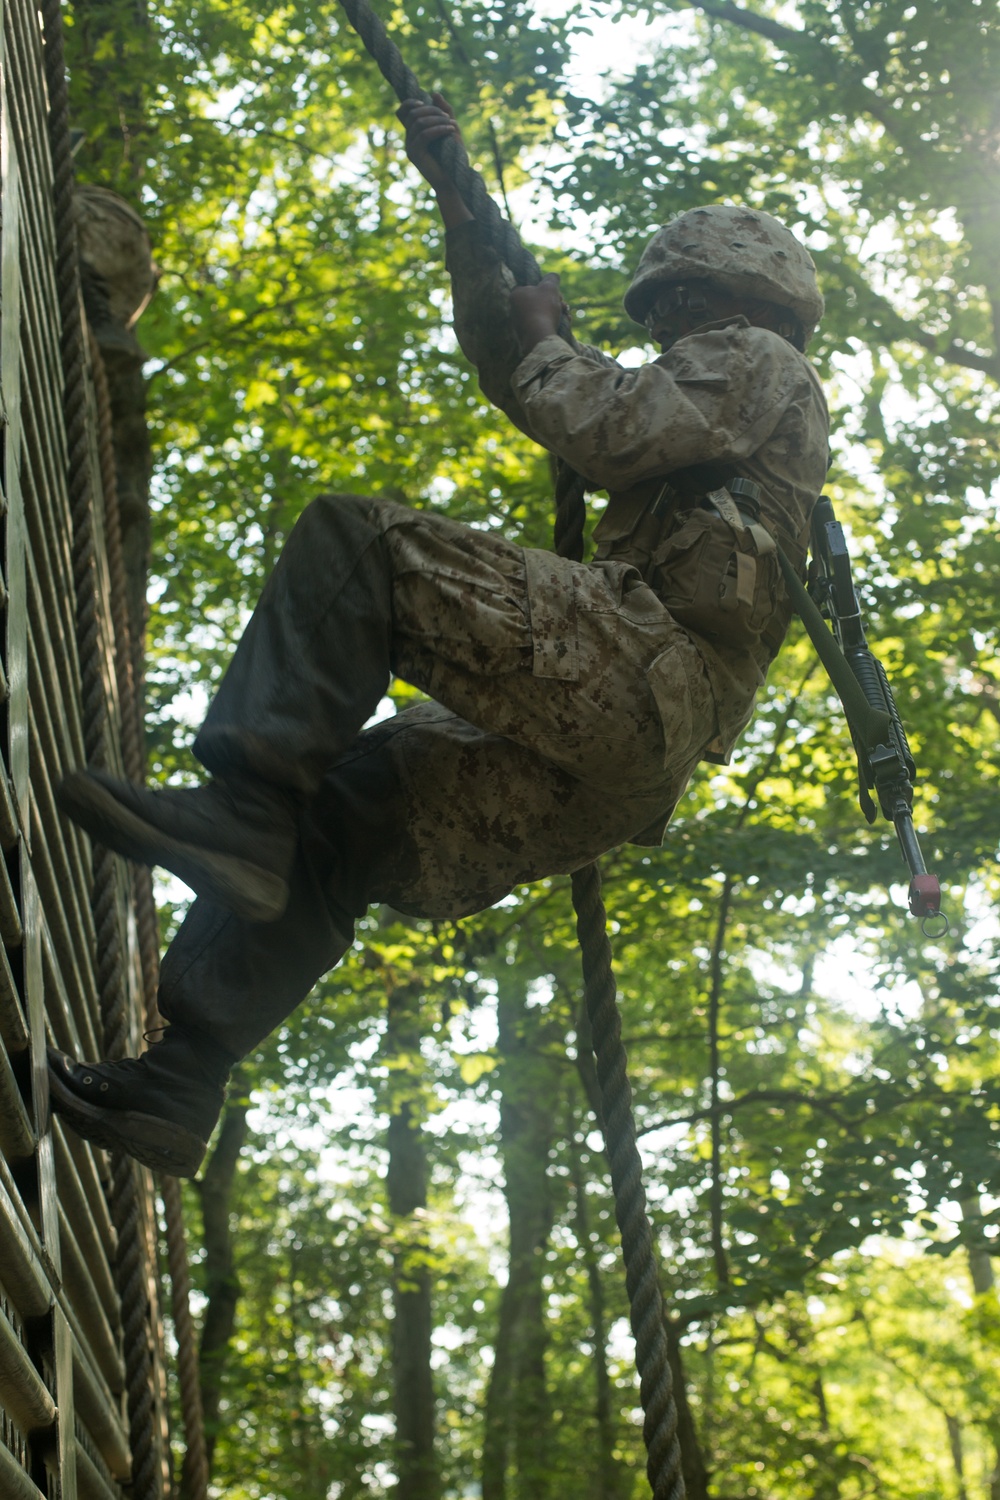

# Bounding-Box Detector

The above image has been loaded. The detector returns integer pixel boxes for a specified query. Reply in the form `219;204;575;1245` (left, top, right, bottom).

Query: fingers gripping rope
338;2;685;1494
336;0;589;564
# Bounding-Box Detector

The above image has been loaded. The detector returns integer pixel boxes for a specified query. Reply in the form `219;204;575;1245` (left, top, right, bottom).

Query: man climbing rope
49;98;829;1177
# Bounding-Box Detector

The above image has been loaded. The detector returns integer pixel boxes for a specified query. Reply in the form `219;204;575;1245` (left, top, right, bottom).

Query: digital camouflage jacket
445;218;831;761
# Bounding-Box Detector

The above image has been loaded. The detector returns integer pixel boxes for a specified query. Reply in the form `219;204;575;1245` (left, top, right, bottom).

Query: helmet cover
624;204;824;336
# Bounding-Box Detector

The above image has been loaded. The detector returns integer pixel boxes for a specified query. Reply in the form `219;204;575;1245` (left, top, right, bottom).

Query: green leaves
66;0;1000;1491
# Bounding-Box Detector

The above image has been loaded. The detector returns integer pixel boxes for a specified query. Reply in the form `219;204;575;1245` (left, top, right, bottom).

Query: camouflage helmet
624;204;824;337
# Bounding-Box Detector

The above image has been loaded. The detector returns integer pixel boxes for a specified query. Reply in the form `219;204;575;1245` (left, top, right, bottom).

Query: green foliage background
68;0;1000;1495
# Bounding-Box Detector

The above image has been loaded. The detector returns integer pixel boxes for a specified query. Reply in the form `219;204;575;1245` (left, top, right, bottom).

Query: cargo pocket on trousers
523;548;580;681
645;642;696;772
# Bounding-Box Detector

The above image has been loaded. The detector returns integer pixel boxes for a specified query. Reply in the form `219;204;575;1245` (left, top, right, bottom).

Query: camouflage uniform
158;216;829;1060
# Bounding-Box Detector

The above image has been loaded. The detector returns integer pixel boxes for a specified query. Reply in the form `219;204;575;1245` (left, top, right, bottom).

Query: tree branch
906;328;1000;379
678;2;1000;378
638;1082;991;1140
637;1085;852;1138
678;0;802;47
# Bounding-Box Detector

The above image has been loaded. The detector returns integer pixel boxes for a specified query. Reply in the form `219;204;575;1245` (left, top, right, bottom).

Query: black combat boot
48;1029;235;1177
57;769;298;923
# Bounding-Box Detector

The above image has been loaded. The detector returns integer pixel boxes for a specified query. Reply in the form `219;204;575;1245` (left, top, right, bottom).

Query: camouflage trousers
161;493;723;1058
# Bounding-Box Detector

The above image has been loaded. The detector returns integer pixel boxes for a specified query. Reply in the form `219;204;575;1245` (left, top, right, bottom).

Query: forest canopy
68;0;1000;1496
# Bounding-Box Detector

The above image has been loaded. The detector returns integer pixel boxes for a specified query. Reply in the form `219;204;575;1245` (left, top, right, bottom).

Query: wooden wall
0;0;167;1494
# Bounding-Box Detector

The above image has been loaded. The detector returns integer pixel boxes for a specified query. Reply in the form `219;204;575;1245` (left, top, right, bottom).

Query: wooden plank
0;1139;59;1285
17;237;70;497
22;867;62;1277
63;1291;123;1402
28;539;88;772
0;1025;33;1159
27;680;92;932
29;705;97;960
0;838;23;948
28;699;94;940
21;492;80;726
18;297;79;615
41;931;100;1083
52;1123;118;1328
0;1430;46;1500
27;625;95;914
19;308;70;537
6;3;63;339
19;317;73;549
52;1119;116;1267
0;1295;56;1431
0;930;27;1053
17;193;67;422
29;806;97;1046
1;0;28;821
71;1326;130;1481
0;1;29;1197
74;1435;124;1500
57;1203;122;1394
0;754;21;850
16;374;71;673
18;380;75;673
20;390;81;682
0;1167;50;1318
54;1305;79;1500
0;0;23;466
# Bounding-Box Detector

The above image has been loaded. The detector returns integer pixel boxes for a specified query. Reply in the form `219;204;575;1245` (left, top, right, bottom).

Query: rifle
791;496;945;932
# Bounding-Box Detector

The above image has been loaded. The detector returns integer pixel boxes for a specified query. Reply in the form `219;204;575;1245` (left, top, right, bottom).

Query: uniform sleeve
445;220;619;441
510;322;804;489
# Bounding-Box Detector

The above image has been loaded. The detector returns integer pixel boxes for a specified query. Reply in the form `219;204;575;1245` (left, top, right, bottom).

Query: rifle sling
776;546;892;754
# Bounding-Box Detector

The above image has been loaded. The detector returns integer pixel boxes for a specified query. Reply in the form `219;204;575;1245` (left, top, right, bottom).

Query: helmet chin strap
644;281;710;332
645;281;717;346
646;280;805;351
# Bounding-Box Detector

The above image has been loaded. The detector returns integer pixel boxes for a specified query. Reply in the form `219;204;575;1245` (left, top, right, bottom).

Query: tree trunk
385;983;439;1500
482;976;557;1500
945;1413;969;1500
665;1328;710;1500
959;1196;1000;1500
570;1134;623;1500
190;1096;249;1484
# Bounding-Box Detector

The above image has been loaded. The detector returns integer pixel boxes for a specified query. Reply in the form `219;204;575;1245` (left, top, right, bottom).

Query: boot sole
48;1060;208;1178
57;772;289;924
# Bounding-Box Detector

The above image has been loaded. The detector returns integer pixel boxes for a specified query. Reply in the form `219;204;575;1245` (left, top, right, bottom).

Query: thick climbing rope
335;4;684;1495
90;338;211;1500
86;300;208;1500
42;4;165;1496
336;0;587;563
572;865;682;1496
